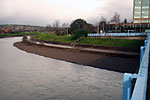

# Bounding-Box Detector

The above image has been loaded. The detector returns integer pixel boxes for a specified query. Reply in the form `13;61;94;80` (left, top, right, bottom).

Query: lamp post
97;13;103;33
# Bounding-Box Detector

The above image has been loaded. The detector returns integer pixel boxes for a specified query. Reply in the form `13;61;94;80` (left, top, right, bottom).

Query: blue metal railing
123;34;150;100
88;33;148;37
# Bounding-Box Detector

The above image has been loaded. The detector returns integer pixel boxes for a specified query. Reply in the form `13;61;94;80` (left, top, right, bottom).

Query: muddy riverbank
14;41;140;73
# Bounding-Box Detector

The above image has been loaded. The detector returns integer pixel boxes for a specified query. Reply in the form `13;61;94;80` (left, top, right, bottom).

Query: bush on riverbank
71;29;90;40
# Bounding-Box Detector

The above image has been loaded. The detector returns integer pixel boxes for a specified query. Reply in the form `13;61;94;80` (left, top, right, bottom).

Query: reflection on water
0;37;123;100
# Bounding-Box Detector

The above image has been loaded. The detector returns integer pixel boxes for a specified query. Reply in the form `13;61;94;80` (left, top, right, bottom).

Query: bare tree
100;16;106;23
97;16;107;33
53;19;61;34
62;23;69;35
53;20;61;28
62;23;67;28
46;24;53;32
108;12;121;32
110;12;120;24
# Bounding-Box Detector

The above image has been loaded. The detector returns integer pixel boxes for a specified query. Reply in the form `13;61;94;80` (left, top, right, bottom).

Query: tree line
46;12;128;35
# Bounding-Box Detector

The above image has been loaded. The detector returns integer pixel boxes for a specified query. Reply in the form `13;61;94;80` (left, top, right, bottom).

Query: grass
34;33;75;43
0;32;39;37
79;37;144;48
34;33;144;48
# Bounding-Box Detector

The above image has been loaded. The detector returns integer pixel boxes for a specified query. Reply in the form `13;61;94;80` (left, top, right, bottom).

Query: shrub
71;29;90;40
22;35;28;43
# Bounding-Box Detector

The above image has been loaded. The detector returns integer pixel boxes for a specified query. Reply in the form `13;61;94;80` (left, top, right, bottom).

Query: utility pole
97;13;103;33
67;27;68;35
97;23;99;33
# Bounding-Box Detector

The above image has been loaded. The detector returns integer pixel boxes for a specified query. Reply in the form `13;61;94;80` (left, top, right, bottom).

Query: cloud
0;0;56;25
86;0;133;24
0;0;133;26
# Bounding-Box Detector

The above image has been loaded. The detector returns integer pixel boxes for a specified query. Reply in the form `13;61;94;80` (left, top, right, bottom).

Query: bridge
122;34;150;100
88;33;150;100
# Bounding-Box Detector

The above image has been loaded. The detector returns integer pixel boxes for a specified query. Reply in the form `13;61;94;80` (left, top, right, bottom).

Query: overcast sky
0;0;133;26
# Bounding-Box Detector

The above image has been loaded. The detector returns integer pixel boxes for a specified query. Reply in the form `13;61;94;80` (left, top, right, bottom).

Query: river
0;37;123;100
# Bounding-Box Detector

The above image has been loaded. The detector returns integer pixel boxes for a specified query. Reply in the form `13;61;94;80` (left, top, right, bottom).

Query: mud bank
14;42;140;73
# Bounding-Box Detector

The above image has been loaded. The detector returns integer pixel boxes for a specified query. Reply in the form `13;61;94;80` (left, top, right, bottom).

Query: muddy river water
0;37;123;100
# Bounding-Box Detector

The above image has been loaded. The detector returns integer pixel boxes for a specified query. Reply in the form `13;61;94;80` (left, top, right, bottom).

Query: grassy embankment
0;32;39;37
79;38;143;48
34;33;144;48
34;33;75;43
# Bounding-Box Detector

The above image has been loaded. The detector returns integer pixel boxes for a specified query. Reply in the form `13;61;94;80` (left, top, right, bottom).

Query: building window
135;7;141;9
134;11;141;14
142;20;148;23
142;16;148;18
142;6;149;9
142;0;149;6
135;0;141;6
142;9;149;18
134;20;141;23
134;16;141;18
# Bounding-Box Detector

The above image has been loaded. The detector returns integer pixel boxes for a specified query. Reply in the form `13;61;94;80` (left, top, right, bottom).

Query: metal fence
88;33;148;37
123;34;150;100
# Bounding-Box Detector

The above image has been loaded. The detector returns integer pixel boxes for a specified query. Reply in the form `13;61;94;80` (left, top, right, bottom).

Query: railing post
123;73;133;100
145;40;148;46
123;73;137;100
140;46;146;64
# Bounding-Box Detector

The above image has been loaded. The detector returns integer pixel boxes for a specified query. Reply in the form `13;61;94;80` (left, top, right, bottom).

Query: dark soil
14;42;140;73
